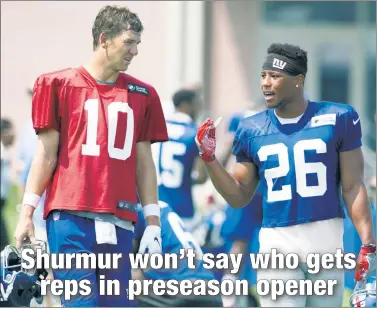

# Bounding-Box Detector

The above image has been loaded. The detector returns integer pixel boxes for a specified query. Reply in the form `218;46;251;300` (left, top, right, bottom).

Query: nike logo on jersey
353;118;360;125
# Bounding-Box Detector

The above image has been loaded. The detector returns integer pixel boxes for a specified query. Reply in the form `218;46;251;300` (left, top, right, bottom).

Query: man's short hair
92;5;144;51
267;43;308;75
1;118;12;132
172;89;197;108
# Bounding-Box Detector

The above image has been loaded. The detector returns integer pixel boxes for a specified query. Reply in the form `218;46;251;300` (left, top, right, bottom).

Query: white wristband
143;203;160;218
22;193;41;209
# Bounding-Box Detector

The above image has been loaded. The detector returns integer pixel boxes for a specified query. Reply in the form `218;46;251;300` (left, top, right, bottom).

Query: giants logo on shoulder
272;58;287;70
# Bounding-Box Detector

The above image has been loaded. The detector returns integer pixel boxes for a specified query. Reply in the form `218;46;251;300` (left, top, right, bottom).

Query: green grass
3;184;21;246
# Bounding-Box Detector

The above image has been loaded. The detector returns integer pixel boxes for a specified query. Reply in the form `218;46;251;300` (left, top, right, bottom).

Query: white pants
257;218;345;307
257;263;344;307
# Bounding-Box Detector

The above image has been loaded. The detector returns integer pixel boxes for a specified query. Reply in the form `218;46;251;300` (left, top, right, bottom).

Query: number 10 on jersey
81;99;135;160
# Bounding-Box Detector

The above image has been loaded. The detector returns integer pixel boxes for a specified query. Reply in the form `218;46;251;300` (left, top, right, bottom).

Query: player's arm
205;159;259;208
196;118;259;208
136;87;169;254
136;141;160;227
340;148;375;244
14;128;59;247
339;108;375;245
339;108;376;281
136;141;163;254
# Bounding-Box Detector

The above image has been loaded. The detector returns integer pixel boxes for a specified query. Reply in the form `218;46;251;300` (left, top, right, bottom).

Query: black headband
262;53;306;76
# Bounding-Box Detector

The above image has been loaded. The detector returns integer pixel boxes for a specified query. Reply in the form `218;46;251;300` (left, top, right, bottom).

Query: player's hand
14;205;36;248
195;117;222;162
138;225;162;254
355;243;376;281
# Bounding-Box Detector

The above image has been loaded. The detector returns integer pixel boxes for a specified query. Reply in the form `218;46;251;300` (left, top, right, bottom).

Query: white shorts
257;218;345;307
257;263;344;307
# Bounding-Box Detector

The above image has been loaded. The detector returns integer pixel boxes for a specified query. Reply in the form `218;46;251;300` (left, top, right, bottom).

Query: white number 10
81;99;134;160
258;139;327;202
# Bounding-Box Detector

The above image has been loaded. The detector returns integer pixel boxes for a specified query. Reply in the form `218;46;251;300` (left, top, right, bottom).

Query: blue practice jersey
228;110;259;134
233;101;362;228
152;112;198;219
134;202;215;281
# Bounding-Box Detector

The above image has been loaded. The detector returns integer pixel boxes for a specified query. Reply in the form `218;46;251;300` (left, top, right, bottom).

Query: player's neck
275;98;308;119
83;56;119;83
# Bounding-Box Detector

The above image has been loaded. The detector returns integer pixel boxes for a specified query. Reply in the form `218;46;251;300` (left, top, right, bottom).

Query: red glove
196;118;218;162
355;243;376;281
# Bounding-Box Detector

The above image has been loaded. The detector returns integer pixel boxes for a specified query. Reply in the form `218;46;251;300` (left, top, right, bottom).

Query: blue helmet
0;242;48;307
350;276;376;308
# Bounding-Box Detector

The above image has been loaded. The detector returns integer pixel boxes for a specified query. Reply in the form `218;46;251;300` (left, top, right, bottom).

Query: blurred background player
152;88;207;228
132;201;223;307
0;118;15;251
222;108;261;168
196;43;376;307
192;193;261;307
14;4;168;307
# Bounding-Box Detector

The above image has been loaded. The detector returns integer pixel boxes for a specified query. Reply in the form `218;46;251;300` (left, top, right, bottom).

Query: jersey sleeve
32;76;60;133
137;87;169;143
338;107;362;152
232;120;254;163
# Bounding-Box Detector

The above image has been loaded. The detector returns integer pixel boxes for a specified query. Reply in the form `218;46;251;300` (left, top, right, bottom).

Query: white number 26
257;139;327;202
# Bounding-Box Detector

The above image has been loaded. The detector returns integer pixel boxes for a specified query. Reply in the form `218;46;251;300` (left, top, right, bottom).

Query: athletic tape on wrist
22;193;41;209
143;203;160;218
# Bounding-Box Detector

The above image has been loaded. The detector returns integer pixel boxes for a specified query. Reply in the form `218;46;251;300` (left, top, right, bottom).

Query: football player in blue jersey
195;43;376;307
132;201;223;307
152;89;207;226
194;194;261;307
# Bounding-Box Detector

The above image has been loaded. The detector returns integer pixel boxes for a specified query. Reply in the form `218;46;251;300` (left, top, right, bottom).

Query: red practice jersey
32;67;168;222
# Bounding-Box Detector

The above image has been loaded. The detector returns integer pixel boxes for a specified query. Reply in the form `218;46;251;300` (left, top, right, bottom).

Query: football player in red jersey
14;5;168;307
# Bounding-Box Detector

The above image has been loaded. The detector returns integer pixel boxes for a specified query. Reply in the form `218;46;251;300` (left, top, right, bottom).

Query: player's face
189;95;201;120
107;29;141;72
261;70;297;109
1;128;14;147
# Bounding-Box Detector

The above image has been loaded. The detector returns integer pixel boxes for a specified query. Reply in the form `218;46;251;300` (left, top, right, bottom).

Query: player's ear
295;75;305;88
99;32;108;49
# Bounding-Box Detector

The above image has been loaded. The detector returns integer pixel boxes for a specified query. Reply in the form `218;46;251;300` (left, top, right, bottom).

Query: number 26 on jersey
258;139;327;202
